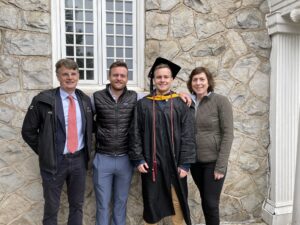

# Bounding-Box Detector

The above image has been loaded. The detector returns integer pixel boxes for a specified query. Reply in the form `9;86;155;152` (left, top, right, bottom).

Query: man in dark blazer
22;59;93;225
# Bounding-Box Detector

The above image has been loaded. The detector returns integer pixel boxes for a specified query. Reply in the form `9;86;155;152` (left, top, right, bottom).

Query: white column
262;12;300;225
290;12;300;224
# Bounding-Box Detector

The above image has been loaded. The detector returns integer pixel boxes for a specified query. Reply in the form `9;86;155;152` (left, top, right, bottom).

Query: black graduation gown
129;93;196;225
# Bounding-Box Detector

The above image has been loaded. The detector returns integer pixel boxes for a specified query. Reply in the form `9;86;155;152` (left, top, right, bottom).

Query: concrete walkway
195;223;267;225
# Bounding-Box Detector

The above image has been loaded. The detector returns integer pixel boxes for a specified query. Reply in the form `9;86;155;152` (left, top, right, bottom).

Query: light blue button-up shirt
60;88;84;154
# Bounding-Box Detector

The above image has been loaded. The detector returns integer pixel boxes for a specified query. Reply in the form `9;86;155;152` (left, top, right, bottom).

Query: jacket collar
105;83;128;101
191;91;213;104
36;87;84;106
35;88;59;106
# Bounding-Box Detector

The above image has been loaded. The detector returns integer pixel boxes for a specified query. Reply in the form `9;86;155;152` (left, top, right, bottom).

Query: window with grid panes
54;0;144;88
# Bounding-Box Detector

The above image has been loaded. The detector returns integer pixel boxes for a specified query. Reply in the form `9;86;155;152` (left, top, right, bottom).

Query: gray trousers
93;153;133;225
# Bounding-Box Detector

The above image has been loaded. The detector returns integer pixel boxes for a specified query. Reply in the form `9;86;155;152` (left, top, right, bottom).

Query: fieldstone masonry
0;0;271;224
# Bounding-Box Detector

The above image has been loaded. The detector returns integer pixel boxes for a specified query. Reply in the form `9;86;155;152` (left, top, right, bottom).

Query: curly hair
187;67;215;94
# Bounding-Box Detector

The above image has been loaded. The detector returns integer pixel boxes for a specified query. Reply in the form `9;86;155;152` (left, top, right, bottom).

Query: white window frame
51;0;145;92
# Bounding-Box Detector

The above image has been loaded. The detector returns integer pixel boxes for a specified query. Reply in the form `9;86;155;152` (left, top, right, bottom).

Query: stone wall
0;0;271;224
0;0;52;225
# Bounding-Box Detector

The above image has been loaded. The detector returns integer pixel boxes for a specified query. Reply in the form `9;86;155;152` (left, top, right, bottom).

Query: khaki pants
145;186;184;225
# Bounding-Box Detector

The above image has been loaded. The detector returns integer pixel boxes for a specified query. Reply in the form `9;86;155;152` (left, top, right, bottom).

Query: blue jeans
93;153;133;225
41;151;86;225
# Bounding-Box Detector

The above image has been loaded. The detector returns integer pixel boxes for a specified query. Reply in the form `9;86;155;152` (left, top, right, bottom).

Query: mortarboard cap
148;57;181;92
148;57;181;79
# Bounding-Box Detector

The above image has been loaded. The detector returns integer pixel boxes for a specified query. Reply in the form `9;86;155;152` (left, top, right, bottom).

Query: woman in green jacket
187;67;234;225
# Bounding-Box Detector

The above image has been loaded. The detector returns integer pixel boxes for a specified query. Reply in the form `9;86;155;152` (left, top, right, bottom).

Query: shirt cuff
179;163;190;172
132;159;146;167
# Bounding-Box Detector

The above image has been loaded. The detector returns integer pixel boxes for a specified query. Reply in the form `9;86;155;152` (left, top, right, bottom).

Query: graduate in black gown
129;57;196;225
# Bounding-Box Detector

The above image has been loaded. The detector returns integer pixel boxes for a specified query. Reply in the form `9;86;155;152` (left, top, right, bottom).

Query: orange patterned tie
67;95;78;153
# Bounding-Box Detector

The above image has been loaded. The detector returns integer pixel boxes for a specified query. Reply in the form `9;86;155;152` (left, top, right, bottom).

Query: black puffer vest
93;84;137;155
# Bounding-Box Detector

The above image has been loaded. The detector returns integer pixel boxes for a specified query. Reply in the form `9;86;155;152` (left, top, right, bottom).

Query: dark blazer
22;87;93;174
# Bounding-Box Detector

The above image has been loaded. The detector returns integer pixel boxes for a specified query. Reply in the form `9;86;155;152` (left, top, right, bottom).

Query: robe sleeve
178;103;196;165
128;100;145;162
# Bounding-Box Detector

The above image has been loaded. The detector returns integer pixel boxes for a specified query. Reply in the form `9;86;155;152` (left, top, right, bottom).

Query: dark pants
191;162;225;225
41;151;86;225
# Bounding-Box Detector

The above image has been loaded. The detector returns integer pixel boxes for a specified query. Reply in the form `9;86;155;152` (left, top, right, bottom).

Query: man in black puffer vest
92;61;137;225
